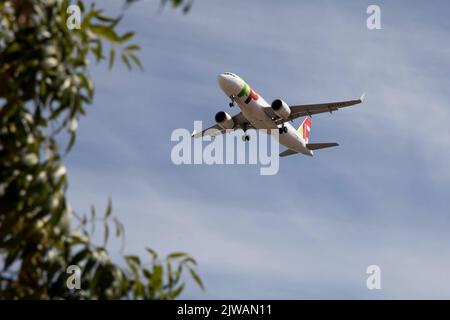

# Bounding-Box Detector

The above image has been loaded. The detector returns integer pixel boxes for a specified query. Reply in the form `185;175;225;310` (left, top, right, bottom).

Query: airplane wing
191;112;252;138
265;94;365;124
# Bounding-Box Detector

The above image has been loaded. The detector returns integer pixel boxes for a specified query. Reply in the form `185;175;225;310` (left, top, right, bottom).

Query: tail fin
298;117;312;143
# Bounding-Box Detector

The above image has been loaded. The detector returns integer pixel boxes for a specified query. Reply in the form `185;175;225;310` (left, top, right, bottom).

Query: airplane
192;72;365;157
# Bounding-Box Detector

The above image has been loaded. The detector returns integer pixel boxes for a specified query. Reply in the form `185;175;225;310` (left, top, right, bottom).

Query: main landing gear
241;125;250;142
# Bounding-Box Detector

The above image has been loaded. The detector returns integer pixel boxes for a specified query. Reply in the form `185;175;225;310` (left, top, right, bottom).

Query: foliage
0;0;201;299
126;0;193;14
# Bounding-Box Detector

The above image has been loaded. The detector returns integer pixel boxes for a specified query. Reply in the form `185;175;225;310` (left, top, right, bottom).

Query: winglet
359;93;366;102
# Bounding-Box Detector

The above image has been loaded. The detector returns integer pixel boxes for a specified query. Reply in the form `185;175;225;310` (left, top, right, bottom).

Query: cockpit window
223;72;236;78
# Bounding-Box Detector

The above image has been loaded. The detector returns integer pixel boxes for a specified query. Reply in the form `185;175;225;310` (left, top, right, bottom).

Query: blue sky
66;0;450;298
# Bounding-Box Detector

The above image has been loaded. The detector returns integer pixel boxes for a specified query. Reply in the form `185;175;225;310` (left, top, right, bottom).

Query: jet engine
271;99;291;120
215;111;234;129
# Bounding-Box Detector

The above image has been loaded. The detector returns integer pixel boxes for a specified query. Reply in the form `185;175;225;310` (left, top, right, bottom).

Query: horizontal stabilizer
306;143;339;150
279;149;299;157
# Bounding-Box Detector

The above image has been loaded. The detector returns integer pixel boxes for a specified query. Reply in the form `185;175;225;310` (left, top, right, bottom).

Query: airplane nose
217;73;231;93
218;73;240;96
217;73;228;88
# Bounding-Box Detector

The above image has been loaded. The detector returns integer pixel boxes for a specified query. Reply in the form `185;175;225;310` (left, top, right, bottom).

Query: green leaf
105;197;112;218
91;39;103;62
78;73;94;98
81;9;99;29
151;265;163;291
113;217;121;237
133;279;145;298
124;44;140;51
127;262;138;275
182;3;191;14
120;32;135;43
90;206;97;235
169;283;185;299
143;269;152;280
66;131;76;152
189;268;204;290
70;248;90;265
125;255;141;266
108;47;115;70
128;52;143;71
103;222;109;246
167;260;173;285
125;0;141;7
121;52;132;70
84;257;97;275
172;0;183;8
146;247;158;260
96;14;119;23
167;252;187;260
90;25;121;43
181;256;197;266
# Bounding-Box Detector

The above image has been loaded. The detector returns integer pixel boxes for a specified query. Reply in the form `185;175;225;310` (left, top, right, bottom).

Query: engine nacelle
215;111;234;129
271;99;291;120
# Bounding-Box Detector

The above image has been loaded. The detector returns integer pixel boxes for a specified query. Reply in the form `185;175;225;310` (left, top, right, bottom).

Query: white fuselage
218;73;312;156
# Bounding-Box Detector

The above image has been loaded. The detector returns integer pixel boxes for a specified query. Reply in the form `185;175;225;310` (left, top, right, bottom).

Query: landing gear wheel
229;95;236;107
242;134;250;142
279;125;288;134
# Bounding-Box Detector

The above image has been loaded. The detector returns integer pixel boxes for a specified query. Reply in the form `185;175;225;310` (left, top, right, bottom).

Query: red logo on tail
303;117;311;143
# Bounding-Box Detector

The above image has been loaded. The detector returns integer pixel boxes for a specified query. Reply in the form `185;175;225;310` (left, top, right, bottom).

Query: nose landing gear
229;95;236;107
